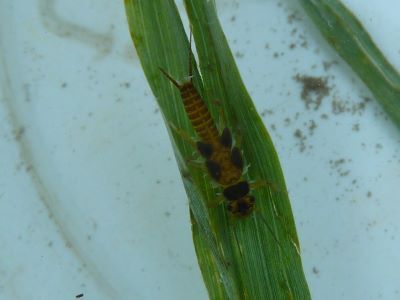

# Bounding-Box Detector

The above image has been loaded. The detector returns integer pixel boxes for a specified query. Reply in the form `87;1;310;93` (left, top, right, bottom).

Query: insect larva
160;31;277;222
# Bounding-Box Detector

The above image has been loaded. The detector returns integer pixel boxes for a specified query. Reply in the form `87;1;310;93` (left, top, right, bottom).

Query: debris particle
352;124;360;131
261;109;274;117
312;266;319;274
308;120;317;135
329;158;351;177
294;129;303;138
331;99;346;114
287;11;302;24
322;60;338;71
330;158;345;168
235;51;244;58
331;96;370;115
339;171;350;177
294;129;306;152
320;114;329;120
14;127;25;141
294;74;330;110
299;34;309;48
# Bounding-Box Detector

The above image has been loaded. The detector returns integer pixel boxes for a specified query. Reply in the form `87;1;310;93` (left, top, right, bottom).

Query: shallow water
0;0;399;299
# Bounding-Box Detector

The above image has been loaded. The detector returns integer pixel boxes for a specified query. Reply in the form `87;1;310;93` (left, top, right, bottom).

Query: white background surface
0;0;399;299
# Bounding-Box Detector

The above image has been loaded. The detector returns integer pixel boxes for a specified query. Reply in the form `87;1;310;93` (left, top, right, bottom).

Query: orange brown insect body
159;71;219;144
159;37;256;218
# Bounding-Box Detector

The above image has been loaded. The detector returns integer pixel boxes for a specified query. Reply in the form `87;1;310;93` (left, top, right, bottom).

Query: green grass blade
124;0;311;299
299;0;400;128
184;2;310;299
124;2;239;298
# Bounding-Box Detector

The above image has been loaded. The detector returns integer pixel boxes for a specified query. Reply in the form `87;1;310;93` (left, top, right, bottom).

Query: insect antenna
159;67;182;88
159;27;193;88
188;27;193;82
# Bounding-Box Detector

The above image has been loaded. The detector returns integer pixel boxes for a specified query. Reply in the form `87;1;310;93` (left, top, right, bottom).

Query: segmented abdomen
180;83;219;144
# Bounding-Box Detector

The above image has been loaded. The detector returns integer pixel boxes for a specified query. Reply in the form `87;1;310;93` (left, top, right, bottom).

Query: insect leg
209;99;228;132
207;194;225;209
168;122;197;148
185;158;207;171
169;122;216;159
250;179;281;193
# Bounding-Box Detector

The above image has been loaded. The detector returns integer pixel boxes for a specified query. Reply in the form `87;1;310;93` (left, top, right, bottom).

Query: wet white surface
0;0;399;299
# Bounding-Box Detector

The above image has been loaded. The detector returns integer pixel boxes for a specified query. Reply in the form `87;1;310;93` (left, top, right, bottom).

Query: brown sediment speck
329;158;351;177
235;51;244;58
308;120;317;135
287;11;303;24
352;124;360;131
294;74;330;110
320;114;329;120
294;129;306;152
121;82;130;88
261;109;274;117
331;96;371;115
323;60;338;71
14;127;25;141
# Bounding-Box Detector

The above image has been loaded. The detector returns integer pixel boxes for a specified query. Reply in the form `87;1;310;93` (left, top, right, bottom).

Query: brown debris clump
294;74;330;110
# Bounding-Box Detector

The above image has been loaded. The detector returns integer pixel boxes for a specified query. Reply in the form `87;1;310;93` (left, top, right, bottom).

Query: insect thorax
208;143;242;186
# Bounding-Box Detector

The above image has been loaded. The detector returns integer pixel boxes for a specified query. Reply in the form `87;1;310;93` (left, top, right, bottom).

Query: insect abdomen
180;83;219;144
